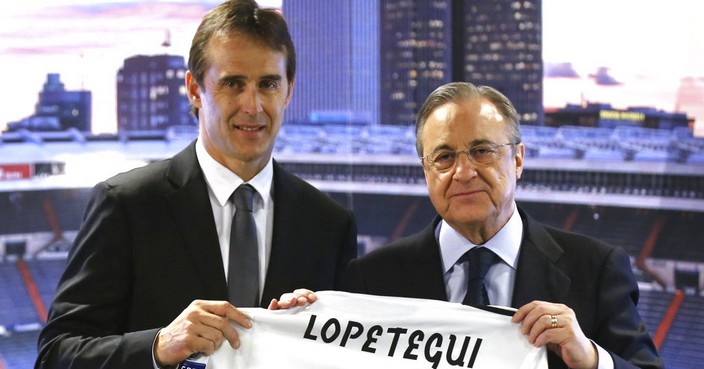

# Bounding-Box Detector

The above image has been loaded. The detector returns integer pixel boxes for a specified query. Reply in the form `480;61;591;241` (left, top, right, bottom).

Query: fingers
154;300;251;366
290;288;317;305
267;298;280;310
513;301;565;336
190;300;252;350
527;314;568;346
513;301;570;343
512;301;597;369
268;289;317;310
220;303;254;330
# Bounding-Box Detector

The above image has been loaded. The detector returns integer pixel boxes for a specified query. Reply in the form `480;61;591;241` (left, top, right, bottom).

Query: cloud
1;2;210;56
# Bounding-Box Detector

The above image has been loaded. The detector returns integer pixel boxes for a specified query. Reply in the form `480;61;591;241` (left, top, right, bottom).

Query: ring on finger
549;315;558;329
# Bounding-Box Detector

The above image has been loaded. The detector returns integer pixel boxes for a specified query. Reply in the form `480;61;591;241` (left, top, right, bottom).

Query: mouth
450;190;482;198
234;124;264;132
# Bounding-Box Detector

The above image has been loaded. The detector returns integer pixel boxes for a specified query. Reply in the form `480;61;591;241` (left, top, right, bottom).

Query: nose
452;151;477;181
240;85;263;116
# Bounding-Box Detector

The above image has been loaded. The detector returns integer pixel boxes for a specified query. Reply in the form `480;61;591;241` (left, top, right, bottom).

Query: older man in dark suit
347;82;662;369
36;1;356;368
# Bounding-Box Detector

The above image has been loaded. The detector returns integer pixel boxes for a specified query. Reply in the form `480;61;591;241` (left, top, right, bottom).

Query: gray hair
415;82;521;157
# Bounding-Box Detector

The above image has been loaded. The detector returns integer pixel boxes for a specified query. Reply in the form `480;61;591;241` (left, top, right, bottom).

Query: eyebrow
218;74;284;84
468;138;493;146
429;144;453;155
217;75;244;85
429;139;493;154
220;74;284;81
260;74;284;82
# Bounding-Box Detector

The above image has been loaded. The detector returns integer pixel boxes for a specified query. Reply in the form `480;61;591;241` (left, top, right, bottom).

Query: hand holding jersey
155;300;253;366
512;301;598;369
155;290;319;366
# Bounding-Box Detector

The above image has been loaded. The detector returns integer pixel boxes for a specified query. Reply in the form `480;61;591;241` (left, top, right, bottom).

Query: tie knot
233;184;256;212
460;246;498;280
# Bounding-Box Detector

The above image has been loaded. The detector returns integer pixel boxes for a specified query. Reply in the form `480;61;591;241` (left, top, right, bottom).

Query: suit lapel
164;141;228;300
511;209;570;308
403;217;449;301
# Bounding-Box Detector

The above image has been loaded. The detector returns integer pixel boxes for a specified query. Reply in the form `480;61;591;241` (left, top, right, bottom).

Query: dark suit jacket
348;209;663;369
36;141;357;369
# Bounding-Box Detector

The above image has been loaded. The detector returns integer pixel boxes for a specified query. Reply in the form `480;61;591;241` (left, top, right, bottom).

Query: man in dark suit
35;1;356;368
347;82;663;369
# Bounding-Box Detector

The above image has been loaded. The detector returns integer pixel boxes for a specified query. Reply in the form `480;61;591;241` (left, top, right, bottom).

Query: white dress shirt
439;203;522;307
195;138;274;297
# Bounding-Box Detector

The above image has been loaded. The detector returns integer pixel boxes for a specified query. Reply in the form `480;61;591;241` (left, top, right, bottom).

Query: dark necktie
460;247;498;306
228;184;259;307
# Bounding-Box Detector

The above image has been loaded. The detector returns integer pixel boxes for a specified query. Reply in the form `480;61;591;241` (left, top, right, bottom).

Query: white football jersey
190;291;547;369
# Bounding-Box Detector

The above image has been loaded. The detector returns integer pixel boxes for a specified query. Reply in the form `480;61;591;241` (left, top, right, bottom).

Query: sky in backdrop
1;0;702;134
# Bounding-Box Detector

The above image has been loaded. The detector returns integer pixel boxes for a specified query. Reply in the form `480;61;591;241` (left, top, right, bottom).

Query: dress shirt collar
439;203;523;273
195;138;274;209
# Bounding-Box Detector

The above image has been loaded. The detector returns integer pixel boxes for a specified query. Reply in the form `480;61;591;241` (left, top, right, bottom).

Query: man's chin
443;214;488;229
234;146;275;164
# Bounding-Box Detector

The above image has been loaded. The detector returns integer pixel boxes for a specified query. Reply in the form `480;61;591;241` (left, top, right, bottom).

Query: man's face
187;32;293;177
420;98;524;241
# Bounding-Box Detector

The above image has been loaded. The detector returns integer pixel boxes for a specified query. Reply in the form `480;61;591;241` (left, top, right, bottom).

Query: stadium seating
24;259;66;307
652;212;704;263
1;124;704;368
567;206;658;257
0;331;39;369
658;294;704;369
0;262;39;328
637;289;672;337
0;190;90;236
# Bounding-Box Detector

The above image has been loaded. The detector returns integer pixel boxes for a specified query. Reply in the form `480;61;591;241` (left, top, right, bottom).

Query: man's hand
267;288;317;310
154;300;253;367
512;300;597;369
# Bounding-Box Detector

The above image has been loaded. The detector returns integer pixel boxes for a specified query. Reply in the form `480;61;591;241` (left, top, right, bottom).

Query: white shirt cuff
593;340;615;369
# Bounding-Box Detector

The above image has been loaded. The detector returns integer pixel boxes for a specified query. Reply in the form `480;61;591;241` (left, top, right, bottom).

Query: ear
185;70;202;109
284;76;295;107
514;143;525;180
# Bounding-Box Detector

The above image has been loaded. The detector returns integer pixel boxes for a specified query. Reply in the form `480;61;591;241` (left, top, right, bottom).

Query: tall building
116;54;194;133
283;0;380;125
454;0;543;125
6;73;91;132
380;0;452;126
279;0;543;128
378;0;543;126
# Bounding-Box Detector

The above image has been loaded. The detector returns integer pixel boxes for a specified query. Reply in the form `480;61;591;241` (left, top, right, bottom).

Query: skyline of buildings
4;64;691;135
116;54;195;132
5;74;91;132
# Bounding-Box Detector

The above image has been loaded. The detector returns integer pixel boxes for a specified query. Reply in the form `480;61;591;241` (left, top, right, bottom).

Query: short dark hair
188;0;296;117
415;82;522;157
